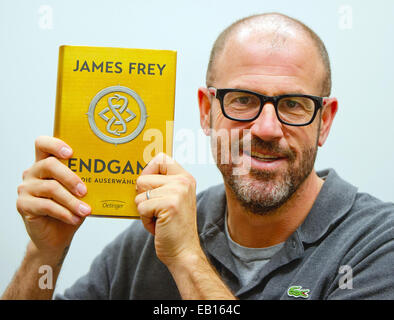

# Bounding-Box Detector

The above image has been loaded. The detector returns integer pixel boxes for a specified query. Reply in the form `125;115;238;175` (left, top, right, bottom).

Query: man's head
206;13;332;97
198;13;338;215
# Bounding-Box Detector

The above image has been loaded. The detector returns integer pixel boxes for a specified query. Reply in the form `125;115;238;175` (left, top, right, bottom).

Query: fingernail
79;203;91;216
60;147;72;158
76;183;87;196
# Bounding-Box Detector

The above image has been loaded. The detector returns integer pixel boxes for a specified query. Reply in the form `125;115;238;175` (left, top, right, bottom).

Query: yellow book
53;45;177;218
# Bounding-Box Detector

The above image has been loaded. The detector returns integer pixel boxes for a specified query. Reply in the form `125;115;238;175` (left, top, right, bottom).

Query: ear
198;87;212;136
318;97;338;147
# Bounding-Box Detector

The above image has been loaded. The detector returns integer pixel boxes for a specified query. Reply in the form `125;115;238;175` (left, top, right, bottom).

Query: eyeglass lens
222;91;315;124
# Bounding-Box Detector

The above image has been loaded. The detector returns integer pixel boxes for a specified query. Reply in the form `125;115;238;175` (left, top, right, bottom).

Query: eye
224;92;260;110
235;96;251;105
285;100;300;109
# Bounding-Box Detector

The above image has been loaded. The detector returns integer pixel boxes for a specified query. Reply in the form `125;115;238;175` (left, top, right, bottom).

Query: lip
242;150;287;171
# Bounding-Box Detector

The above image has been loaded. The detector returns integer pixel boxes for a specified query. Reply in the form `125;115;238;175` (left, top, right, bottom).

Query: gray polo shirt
56;169;394;299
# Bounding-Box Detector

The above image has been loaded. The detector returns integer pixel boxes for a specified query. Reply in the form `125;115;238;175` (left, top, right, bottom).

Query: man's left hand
135;153;201;268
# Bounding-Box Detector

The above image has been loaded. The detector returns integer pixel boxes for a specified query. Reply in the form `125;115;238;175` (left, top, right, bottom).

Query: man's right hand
1;136;91;299
16;136;91;256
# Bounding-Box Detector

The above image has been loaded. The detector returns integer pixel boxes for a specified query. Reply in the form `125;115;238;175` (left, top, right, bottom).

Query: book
53;45;177;218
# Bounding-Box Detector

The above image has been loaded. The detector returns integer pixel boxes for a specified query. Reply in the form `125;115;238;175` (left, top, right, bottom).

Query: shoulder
349;190;394;228
347;192;394;244
312;169;394;243
327;189;394;272
326;193;394;299
302;169;394;266
352;191;394;216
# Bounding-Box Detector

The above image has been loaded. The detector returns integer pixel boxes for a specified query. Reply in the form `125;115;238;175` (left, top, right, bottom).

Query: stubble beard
213;135;318;216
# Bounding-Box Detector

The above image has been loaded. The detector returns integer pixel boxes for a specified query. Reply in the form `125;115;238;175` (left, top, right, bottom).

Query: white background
0;0;393;296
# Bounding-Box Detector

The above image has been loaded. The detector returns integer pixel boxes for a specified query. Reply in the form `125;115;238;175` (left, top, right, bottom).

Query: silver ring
146;190;151;200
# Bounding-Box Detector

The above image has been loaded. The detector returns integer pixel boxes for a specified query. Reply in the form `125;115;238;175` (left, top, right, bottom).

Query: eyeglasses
208;87;326;126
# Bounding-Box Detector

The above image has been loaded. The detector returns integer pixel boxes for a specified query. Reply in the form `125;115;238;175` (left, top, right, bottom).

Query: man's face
204;30;328;215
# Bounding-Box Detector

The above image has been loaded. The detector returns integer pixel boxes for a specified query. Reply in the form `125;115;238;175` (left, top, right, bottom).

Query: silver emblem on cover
87;85;147;145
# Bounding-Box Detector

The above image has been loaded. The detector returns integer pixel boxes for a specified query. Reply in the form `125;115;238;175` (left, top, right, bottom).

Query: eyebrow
227;86;309;96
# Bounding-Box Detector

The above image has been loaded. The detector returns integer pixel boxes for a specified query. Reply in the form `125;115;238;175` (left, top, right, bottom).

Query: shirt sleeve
54;221;141;300
54;247;111;300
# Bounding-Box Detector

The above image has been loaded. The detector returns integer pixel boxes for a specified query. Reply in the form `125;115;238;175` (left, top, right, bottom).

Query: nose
250;103;284;141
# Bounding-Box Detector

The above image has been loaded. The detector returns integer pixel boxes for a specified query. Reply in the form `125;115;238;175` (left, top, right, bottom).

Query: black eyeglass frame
208;87;326;127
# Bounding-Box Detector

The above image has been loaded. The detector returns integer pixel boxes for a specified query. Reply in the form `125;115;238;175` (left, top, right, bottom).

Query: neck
225;169;324;248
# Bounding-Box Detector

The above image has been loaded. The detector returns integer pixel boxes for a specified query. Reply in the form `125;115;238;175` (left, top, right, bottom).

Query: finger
135;174;173;195
17;195;82;226
135;187;163;205
29;157;87;197
141;152;187;176
135;182;178;210
137;197;166;235
135;175;196;203
35;136;73;162
30;179;91;217
140;215;156;236
134;189;152;205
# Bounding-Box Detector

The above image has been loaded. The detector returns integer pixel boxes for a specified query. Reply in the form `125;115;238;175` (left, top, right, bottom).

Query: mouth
241;149;287;171
244;150;285;161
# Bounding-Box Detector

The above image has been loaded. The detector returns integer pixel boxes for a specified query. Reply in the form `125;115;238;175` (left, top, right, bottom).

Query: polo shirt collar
297;168;358;244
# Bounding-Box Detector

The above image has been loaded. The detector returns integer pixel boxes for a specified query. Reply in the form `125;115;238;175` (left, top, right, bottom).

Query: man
3;13;394;300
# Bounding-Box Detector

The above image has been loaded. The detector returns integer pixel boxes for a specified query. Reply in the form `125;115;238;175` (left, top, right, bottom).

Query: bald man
3;13;394;300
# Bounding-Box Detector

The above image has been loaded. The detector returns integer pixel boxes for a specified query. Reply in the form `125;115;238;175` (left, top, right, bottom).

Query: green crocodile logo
287;286;310;299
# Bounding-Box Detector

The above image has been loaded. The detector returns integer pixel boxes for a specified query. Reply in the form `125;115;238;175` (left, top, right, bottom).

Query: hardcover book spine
53;46;65;138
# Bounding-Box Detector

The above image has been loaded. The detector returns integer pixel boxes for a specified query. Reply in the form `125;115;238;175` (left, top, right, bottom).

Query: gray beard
214;137;318;215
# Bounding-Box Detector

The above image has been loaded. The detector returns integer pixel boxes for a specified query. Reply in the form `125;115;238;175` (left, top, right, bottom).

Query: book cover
53;45;177;218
